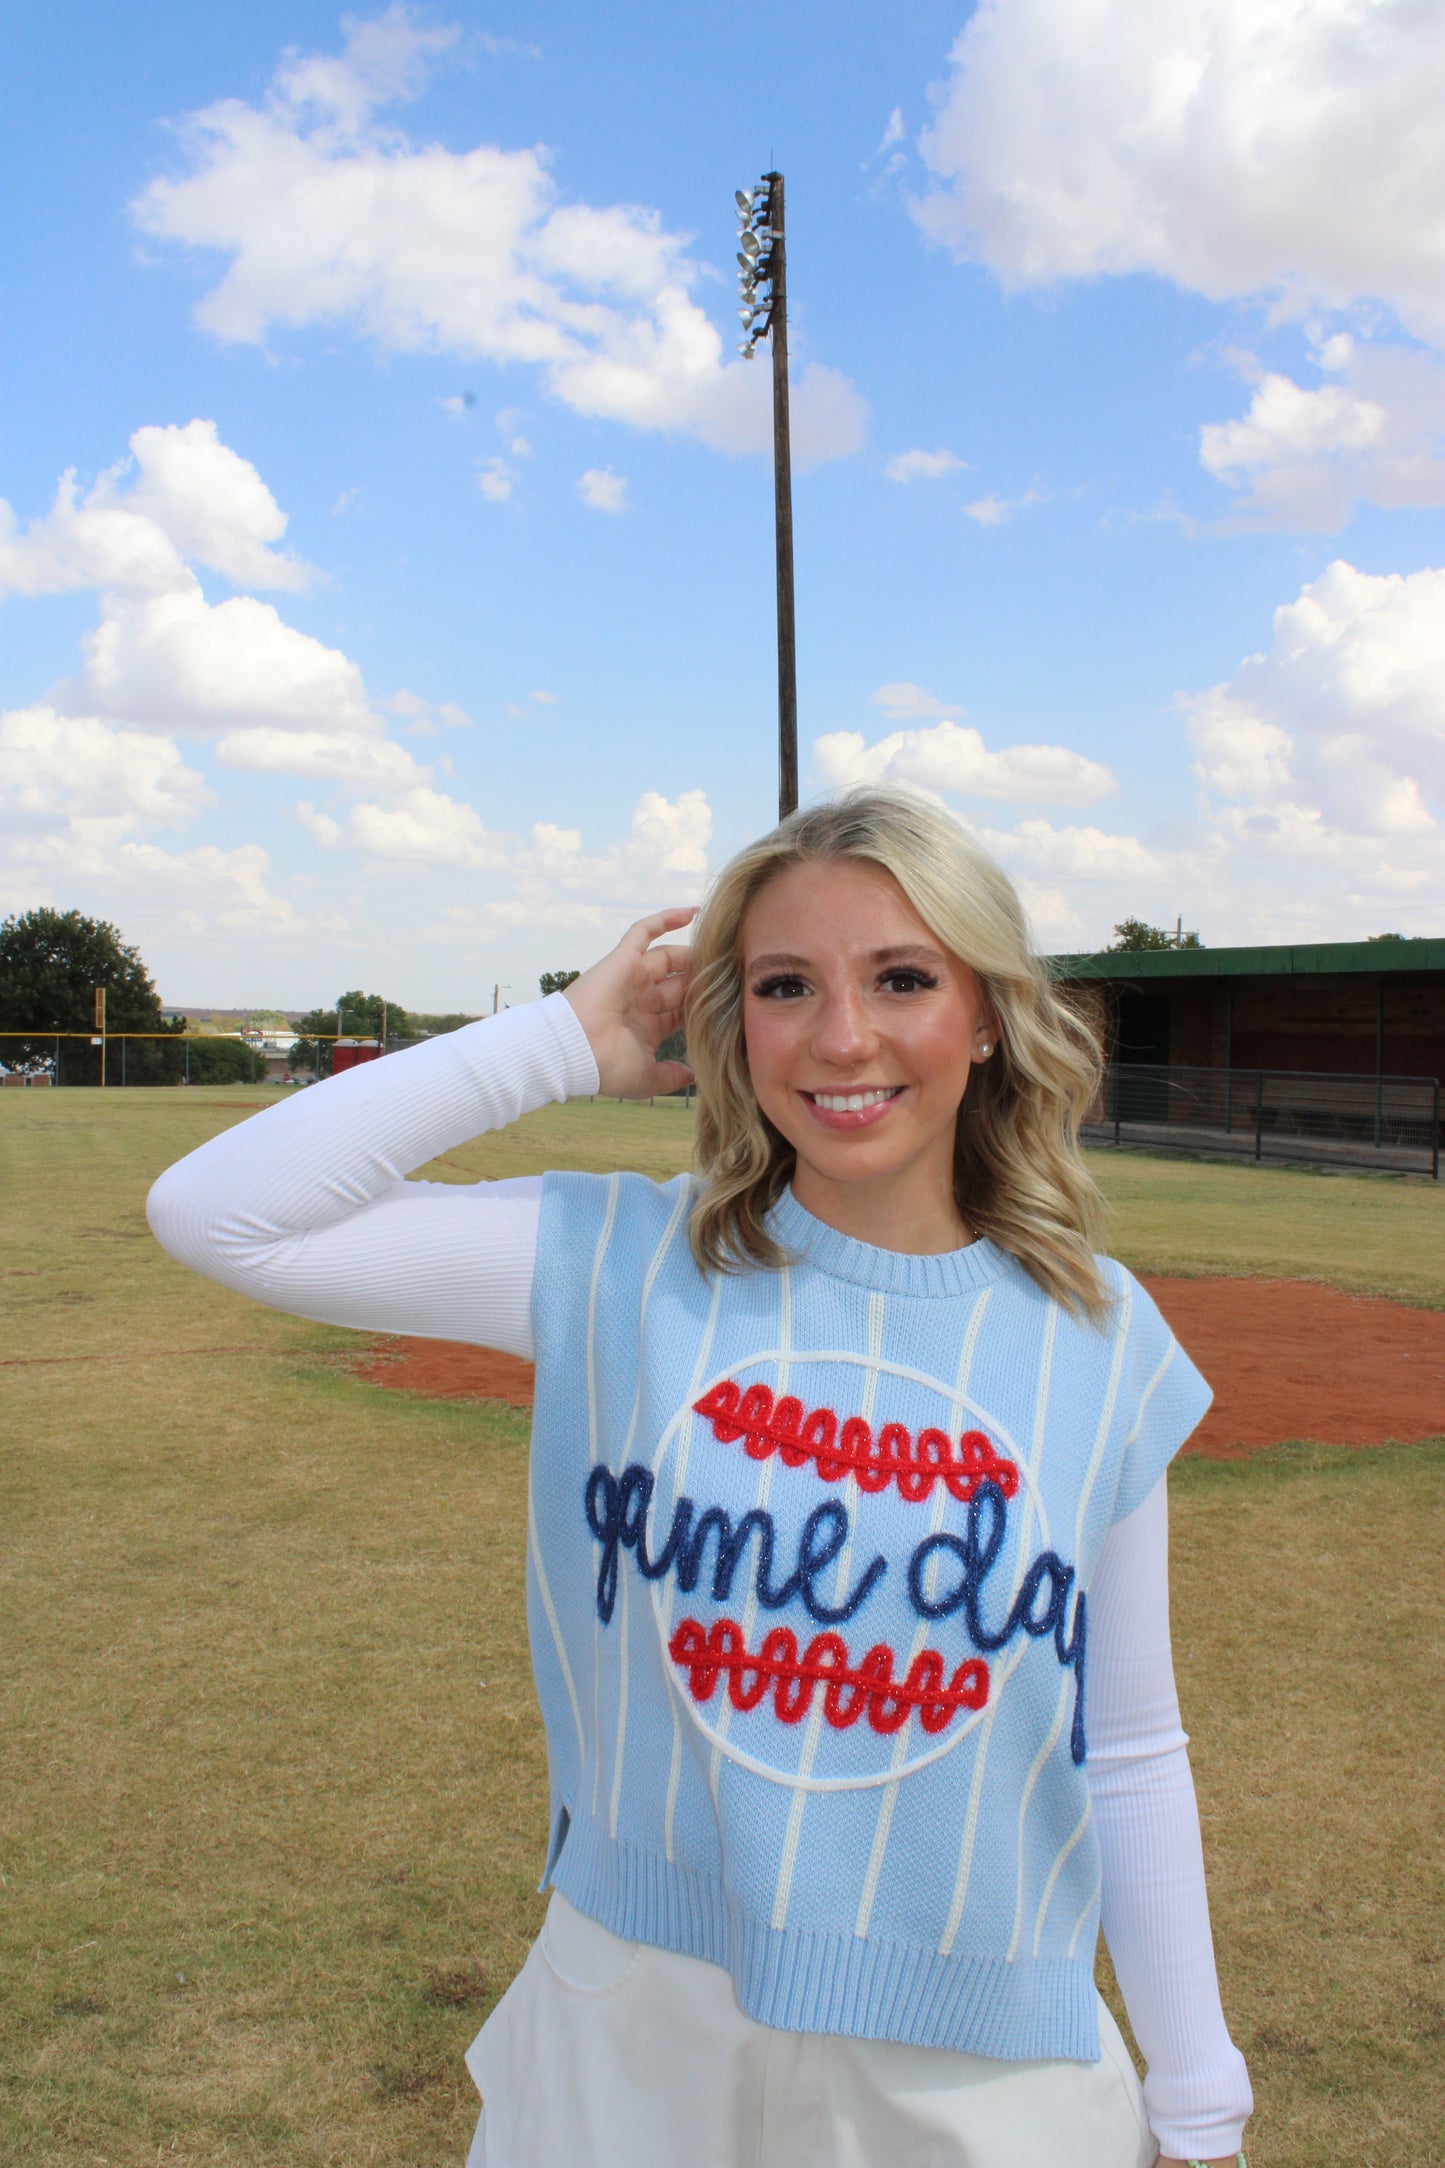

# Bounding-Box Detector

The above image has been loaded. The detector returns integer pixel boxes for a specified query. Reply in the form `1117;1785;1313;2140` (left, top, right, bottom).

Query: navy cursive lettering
907;1479;1088;1762
584;1464;886;1628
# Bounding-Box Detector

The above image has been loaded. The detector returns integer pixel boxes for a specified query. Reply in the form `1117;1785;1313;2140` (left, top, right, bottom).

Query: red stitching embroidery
668;1616;990;1735
692;1380;1019;1505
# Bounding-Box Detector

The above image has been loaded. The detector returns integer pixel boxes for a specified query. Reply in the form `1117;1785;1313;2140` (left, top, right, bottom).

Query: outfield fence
1086;1063;1441;1179
0;1030;283;1088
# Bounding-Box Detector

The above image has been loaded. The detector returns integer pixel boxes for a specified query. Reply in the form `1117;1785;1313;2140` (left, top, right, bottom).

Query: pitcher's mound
352;1278;1444;1458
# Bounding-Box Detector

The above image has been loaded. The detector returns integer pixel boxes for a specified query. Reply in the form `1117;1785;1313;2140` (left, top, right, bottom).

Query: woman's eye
880;970;936;994
752;974;809;1000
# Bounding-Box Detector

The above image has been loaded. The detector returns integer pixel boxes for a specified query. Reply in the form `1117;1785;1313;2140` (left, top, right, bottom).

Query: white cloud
916;0;1445;347
122;421;314;590
578;466;628;513
296;800;343;849
71;586;378;743
964;487;1042;527
967;560;1445;942
0;706;211;829
1184;558;1445;841
0;421;313;599
478;458;515;503
0;800;305;950
1;423;457;813
348;785;500;867
342;784;713;918
133;17;867;466
215;726;426;787
884;447;966;483
529;689;558;706
1199;336;1445;531
275;4;457;130
871;681;952;719
814;718;1117;806
975;816;1164;881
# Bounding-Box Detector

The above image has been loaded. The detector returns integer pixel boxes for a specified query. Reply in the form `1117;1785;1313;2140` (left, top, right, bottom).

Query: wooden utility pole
765;173;797;821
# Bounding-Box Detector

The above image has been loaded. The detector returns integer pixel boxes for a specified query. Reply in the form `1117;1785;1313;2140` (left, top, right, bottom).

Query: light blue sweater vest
527;1173;1209;2063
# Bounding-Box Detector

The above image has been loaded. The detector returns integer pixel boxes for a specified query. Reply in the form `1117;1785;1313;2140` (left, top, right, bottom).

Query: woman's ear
971;1018;999;1061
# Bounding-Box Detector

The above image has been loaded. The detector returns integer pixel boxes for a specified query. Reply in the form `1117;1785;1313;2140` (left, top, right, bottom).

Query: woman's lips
799;1085;906;1131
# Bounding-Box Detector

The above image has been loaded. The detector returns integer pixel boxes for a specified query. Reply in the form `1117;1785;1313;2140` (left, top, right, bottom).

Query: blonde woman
148;787;1252;2168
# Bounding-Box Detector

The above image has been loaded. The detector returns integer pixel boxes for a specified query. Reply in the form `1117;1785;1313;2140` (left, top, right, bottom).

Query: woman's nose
811;988;878;1067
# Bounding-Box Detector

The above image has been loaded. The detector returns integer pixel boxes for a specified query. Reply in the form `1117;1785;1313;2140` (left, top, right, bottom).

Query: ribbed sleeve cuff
428;991;600;1124
532;990;602;1099
1149;2070;1253;2162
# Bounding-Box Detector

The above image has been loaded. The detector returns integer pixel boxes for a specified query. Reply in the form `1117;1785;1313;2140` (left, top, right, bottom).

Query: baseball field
2;1085;1442;2167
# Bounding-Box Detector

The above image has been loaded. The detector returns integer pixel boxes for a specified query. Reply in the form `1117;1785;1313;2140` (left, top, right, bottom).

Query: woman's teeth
810;1088;900;1111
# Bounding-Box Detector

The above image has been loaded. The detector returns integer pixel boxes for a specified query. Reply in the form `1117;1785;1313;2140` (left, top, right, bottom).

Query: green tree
0;907;184;1082
539;970;581;995
1108;917;1203;953
185;1036;270;1085
288;991;412;1078
411;1010;481;1036
1366;932;1408;943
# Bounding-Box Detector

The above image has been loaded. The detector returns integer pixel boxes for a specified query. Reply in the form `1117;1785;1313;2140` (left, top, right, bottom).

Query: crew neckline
769;1187;1015;1300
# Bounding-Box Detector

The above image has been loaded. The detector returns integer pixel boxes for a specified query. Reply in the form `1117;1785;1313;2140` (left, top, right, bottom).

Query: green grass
1087;1147;1445;1308
1;1087;1441;2165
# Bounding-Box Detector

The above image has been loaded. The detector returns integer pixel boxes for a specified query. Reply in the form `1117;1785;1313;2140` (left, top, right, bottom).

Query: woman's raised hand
561;907;697;1099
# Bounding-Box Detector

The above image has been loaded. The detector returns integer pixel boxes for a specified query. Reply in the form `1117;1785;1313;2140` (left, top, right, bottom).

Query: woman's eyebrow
745;945;949;972
870;944;948;967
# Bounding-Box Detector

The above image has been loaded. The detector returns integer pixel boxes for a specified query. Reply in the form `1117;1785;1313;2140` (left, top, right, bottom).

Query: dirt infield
351;1276;1444;1456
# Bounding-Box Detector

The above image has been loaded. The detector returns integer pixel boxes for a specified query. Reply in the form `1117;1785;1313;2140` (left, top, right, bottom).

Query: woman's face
740;858;996;1242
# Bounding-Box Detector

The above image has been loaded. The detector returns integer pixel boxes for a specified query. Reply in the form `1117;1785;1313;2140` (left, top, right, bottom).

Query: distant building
1051;937;1445;1079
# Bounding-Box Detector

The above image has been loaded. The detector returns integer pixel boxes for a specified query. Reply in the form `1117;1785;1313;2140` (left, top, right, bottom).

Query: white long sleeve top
146;995;1252;2160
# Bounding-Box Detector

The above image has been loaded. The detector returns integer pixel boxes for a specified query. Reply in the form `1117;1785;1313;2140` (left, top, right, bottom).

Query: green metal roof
1049;937;1445;982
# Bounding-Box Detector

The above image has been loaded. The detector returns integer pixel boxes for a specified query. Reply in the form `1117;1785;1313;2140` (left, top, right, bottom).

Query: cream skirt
465;1894;1157;2168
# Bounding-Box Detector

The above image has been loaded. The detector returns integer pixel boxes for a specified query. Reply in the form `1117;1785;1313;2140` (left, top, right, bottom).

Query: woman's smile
800;1084;907;1128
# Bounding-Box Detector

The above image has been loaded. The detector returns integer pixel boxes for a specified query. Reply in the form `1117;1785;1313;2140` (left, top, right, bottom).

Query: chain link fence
1086;1064;1441;1178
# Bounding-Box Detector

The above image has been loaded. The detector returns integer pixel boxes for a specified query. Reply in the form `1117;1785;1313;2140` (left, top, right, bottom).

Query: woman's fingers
642;941;694;983
621;906;696;954
651;1061;695;1096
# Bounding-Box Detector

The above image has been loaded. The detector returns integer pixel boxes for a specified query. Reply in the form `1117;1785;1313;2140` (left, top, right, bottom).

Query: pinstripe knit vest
527;1173;1208;2062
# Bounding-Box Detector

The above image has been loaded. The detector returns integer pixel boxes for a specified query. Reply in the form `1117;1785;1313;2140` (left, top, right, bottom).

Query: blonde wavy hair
685;785;1110;1320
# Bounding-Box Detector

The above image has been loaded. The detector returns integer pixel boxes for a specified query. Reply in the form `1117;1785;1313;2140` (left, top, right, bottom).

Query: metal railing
1085;1064;1440;1179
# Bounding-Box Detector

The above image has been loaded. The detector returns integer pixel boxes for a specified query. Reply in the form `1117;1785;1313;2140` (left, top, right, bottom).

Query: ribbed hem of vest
768;1189;1017;1302
551;1807;1100;2064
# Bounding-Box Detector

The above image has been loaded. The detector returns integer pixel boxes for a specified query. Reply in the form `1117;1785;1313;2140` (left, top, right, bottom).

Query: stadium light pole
734;171;797;820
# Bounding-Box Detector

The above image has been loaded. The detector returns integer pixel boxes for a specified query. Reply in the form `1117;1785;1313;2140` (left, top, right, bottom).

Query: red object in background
332;1038;382;1074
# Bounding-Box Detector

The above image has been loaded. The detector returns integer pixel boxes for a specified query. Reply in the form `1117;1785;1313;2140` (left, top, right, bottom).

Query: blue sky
3;0;1443;1007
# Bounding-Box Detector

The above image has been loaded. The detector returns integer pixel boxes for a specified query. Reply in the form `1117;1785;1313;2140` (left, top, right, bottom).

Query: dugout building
1047;937;1445;1177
